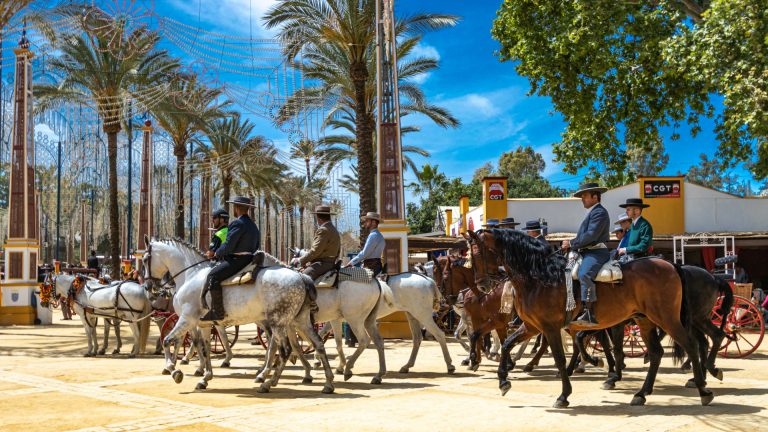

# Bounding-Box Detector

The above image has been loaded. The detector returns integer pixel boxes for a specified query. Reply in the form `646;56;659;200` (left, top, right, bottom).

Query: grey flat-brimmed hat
572;182;608;198
227;196;256;207
361;212;381;222
311;205;337;215
613;213;631;225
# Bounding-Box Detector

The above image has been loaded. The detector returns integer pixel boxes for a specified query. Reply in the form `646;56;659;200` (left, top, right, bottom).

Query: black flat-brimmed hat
523;220;542;231
619;198;650;209
572;182;608;198
227;196;256;207
499;217;520;227
482;218;500;228
311;205;337;215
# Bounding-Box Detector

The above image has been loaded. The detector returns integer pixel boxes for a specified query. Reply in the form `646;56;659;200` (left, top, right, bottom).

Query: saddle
315;264;373;288
221;252;266;287
569;252;623;283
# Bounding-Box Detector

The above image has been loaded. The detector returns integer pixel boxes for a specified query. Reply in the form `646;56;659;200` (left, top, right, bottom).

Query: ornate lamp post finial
19;18;30;49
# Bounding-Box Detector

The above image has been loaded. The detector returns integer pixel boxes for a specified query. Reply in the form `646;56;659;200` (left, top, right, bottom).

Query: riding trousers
207;256;252;292
303;260;336;280
578;248;610;303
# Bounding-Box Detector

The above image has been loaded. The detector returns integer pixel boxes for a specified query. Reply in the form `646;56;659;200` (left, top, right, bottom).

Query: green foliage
491;1;712;180
496;146;565;198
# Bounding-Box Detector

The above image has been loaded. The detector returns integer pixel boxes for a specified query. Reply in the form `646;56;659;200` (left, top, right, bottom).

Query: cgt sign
488;181;505;200
644;180;681;198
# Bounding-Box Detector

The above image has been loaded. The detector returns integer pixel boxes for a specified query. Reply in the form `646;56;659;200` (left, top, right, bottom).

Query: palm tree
0;1;33;29
203;115;258;205
289;138;336;183
151;75;228;239
338;165;360;195
36;6;178;277
264;0;458;242
408;163;448;200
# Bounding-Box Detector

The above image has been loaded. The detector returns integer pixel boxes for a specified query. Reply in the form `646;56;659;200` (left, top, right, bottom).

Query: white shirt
584;202;598;216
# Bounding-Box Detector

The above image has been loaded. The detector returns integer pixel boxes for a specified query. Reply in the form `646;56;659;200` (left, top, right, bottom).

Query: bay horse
468;229;712;407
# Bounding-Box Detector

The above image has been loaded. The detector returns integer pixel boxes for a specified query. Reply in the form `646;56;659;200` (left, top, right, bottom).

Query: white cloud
410;43;440;61
167;0;279;37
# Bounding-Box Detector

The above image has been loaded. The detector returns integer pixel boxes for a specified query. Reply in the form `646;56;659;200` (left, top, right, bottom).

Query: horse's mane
155;238;205;260
488;229;565;287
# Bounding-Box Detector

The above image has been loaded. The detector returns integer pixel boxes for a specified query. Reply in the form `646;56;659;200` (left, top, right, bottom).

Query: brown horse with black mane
468;229;713;408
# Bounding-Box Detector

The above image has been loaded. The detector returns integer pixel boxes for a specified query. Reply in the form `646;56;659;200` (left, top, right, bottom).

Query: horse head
466;230;503;292
433;255;473;306
142;236;207;296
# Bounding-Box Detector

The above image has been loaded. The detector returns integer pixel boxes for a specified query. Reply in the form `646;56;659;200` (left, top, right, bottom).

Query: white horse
317;272;454;375
142;237;334;393
53;274;151;357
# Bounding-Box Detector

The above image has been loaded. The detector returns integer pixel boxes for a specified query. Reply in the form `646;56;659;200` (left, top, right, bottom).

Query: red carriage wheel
623;323;647;358
712;295;765;358
256;325;269;349
209;326;239;355
160;313;193;358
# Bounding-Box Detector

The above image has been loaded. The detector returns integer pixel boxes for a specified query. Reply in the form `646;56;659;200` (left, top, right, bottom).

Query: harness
143;241;211;290
66;275;153;328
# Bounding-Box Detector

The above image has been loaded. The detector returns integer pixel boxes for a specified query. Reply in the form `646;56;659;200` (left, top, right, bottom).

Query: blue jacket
215;214;260;259
570;204;610;250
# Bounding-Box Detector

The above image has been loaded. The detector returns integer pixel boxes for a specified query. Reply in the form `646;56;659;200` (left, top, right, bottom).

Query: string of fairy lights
0;0;360;260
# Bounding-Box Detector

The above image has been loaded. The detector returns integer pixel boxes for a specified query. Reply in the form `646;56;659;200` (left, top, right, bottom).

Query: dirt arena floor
1;315;766;432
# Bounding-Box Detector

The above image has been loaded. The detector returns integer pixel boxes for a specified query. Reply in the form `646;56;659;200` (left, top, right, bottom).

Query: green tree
408;164;448;200
36;6;178;277
498;146;564;198
686;153;724;190
264;0;459;243
203;115;257;205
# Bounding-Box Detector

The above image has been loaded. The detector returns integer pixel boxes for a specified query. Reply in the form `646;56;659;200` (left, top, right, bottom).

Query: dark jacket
215;214;260;259
87;255;99;270
625;216;653;256
570;204;610;250
299;221;341;266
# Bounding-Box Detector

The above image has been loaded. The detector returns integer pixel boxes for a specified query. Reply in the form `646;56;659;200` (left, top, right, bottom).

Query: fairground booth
445;176;768;295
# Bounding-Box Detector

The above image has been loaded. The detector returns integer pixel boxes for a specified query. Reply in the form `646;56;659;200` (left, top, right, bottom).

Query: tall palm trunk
299;206;305;248
106;129;121;277
174;145;186;239
264;194;272;254
304;159;311;183
351;61;375;247
289;206;296;249
222;175;232;206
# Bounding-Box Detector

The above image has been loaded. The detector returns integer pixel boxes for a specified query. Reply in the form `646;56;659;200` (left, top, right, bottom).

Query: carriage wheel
227;325;239;346
209;325;239;355
623;323;648;358
711;295;765;358
256;326;269;349
50;296;60;309
159;313;193;358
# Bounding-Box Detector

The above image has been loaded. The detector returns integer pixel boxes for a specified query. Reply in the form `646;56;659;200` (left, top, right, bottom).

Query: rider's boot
574;302;598;327
201;288;225;321
509;315;523;328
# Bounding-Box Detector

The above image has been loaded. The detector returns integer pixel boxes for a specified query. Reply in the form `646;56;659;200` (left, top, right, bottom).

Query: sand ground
1;315;766;432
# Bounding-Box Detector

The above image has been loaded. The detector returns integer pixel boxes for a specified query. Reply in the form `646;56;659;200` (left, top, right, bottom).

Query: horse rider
201;196;260;322
524;220;549;247
617;198;653;260
561;182;610;327
498;217;520;229
482;218;500;229
611;213;632;260
87;250;99;274
344;212;384;276
206;208;230;257
292;205;341;280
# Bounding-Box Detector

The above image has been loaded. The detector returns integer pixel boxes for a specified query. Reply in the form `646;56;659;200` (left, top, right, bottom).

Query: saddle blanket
570;257;623;282
316;267;373;288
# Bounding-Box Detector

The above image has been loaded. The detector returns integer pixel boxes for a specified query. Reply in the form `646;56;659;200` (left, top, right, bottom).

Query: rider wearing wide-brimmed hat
344;212;385;276
201;196;260;322
562;182;610;327
523;220;549;248
293;205;341;280
498;217;521;229
617;198;653;259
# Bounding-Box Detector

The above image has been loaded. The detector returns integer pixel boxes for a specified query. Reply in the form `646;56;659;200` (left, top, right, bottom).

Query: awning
407;234;468;253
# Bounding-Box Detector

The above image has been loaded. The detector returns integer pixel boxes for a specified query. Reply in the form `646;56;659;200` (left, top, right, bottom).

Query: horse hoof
254;376;265;383
701;392;714;406
523;364;534;373
97;350;106;356
322;384;335;394
399;367;409;374
302;377;313;384
469;363;480;372
500;381;512;397
601;382;616;390
127;354;136;359
371;377;382;385
221;361;230;368
575;366;586;374
447;365;456;374
172;370;184;384
194;369;204;377
162;369;171;375
344;371;353;382
313;362;322;370
714;369;724;381
84;353;94;357
686;378;697;389
335;368;344;375
257;385;269;394
630;396;646;406
112;349;120;355
180;359;189;365
597;358;605;369
195;382;206;390
460;359;469;366
553;398;569;409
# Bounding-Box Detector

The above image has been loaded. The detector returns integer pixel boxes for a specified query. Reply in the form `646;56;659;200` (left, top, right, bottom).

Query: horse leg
328;320;346;374
268;334;291;388
312;321;332;369
297;312;335;394
162;316;191;380
512;338;530;363
415;308;455;374
629;319;664;406
399;312;423;374
80;314;97;357
113;320;122;354
524;335;550;372
255;331;278;384
99;320;110;355
498;324;538;396
698;319;726;382
342;318;371;382
154;320;164;355
364;308;387;385
530;334;543;354
453;307;471;352
290;329;315;384
257;331;283;393
610;323;626;374
489;330;501;361
685;328;710;388
545;329;572;408
593;330;620;390
195;327;214;390
128;321;141;358
216;325;233;368
180;343;195;365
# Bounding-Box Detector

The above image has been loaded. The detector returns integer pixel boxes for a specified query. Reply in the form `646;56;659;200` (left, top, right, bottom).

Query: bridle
143;241;210;295
469;231;505;291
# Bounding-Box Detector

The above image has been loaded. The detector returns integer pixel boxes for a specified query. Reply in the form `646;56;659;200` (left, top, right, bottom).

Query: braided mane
486;229;566;287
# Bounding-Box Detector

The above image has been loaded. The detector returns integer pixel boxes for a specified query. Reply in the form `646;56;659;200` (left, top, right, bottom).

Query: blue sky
154;0;757;193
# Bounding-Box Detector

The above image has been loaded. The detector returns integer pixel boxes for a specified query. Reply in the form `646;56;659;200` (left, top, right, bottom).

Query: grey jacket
570;204;610;250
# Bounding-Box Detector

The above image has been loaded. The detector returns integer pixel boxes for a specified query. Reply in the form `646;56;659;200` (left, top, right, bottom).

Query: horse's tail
716;275;735;334
672;263;690;365
379;279;396;309
138;301;152;355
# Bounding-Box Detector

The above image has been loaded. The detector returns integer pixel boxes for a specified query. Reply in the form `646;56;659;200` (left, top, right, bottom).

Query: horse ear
144;234;150;248
466;230;479;243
